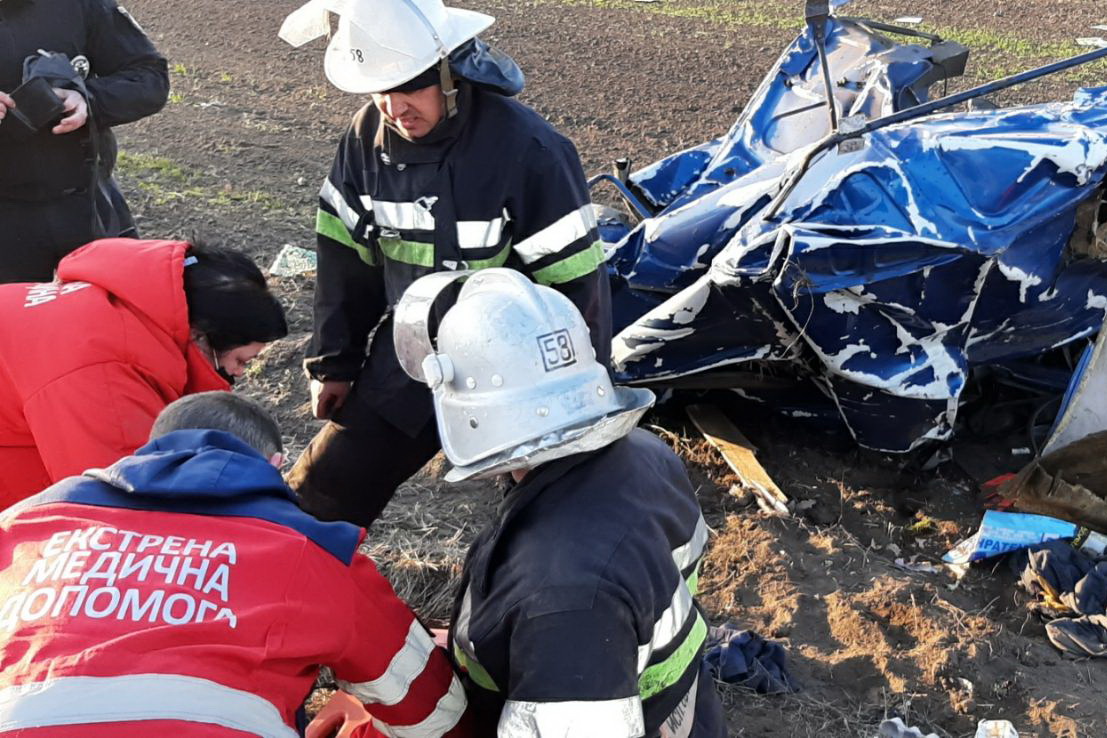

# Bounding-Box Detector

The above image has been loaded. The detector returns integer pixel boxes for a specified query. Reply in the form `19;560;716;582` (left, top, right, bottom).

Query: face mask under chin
217;366;236;386
195;334;236;386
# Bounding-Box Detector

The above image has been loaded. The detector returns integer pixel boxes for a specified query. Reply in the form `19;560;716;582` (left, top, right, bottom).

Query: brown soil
119;0;1107;735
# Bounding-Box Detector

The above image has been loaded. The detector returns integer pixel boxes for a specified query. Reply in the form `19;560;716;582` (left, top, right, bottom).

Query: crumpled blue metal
601;17;1107;452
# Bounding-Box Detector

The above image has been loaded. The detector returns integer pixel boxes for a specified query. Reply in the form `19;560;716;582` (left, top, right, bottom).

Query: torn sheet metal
600;14;1107;452
1043;329;1107;455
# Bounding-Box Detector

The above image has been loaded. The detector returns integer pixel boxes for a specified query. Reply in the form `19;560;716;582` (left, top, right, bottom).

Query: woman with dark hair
183;240;289;383
0;238;287;509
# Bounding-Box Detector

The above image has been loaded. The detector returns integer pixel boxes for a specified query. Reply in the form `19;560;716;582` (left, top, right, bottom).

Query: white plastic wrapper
877;718;938;738
975;720;1018;738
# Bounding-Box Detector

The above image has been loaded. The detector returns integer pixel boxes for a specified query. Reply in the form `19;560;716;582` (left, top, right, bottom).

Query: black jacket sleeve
508;135;612;365
552;268;611;369
305;126;387;381
306;238;385;381
82;0;169;127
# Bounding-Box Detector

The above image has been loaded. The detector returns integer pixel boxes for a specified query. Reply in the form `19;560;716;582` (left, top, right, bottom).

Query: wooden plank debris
686;404;790;515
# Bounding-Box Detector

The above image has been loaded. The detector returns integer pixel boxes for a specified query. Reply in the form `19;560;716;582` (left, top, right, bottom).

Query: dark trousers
287;394;441;528
0;195;96;283
0;184;135;283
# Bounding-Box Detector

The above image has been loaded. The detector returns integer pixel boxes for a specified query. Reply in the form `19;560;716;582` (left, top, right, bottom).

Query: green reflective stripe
453;643;500;692
378;238;508;269
381;237;435;268
638;612;707;700
317;210;375;266
530;240;605;285
685;561;701;598
465;242;513;271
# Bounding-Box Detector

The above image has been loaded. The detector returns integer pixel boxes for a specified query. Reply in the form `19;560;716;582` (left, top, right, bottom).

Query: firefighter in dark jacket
384;269;727;737
0;0;169;283
279;0;611;526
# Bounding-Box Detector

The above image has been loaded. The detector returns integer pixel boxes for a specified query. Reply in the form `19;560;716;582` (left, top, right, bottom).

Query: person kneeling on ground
388;269;724;736
0;391;470;737
0;238;288;510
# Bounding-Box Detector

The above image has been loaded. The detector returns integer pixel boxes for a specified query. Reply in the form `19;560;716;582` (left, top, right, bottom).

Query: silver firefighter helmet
394;268;654;481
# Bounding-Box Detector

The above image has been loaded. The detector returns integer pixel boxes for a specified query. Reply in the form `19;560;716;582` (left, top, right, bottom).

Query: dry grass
362;460;497;625
718;680;964;738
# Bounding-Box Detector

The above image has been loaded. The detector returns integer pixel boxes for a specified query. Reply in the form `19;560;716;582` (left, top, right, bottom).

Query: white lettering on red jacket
2;526;238;630
22;281;92;308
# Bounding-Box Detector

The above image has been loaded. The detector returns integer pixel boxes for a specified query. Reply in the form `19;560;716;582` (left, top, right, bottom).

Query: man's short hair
150;392;283;458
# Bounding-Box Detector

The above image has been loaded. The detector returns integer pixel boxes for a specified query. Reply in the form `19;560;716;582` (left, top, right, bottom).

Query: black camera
8;76;65;133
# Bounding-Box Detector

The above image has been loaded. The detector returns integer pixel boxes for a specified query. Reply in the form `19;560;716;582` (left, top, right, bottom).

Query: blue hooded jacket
17;429;361;563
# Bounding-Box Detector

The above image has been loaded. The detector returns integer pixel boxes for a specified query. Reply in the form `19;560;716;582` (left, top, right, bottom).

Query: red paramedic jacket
0;238;229;510
0;429;469;737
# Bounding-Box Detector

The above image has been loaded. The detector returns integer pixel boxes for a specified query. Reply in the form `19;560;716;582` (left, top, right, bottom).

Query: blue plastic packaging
943;511;1078;565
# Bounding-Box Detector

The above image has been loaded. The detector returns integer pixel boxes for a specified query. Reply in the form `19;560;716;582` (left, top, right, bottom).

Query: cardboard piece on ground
687;404;789;515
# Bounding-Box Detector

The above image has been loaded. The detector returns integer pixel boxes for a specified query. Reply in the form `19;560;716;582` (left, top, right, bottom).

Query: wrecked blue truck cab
598;12;1107;452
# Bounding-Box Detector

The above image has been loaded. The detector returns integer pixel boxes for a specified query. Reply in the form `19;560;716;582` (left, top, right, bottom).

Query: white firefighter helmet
393;269;655;482
279;0;493;94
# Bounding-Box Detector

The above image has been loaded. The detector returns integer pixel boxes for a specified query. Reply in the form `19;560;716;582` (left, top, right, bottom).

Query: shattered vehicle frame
595;1;1107;453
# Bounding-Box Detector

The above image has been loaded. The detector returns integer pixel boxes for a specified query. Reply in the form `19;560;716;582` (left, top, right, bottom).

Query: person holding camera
0;0;169;283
